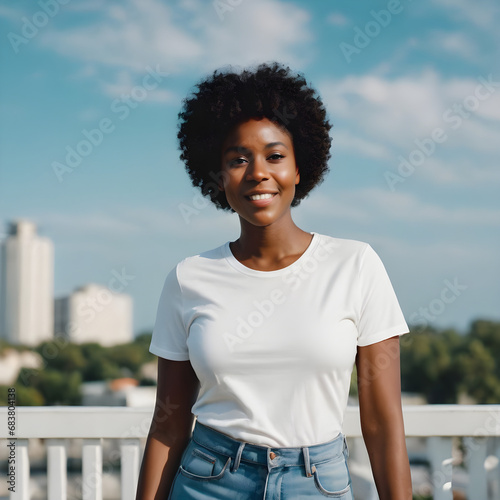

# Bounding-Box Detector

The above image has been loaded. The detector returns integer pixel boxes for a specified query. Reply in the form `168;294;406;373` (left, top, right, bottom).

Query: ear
218;183;224;192
295;167;300;185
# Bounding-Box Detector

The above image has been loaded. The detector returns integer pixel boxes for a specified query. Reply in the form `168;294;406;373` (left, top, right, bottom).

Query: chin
243;218;274;227
243;212;285;227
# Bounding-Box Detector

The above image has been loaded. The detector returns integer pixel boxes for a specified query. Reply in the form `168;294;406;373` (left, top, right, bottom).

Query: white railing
1;405;499;500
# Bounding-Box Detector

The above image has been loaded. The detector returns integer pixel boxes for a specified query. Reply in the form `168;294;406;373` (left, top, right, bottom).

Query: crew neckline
223;232;320;277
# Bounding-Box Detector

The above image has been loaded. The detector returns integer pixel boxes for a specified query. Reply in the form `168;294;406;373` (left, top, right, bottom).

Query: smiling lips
248;193;275;200
245;192;277;207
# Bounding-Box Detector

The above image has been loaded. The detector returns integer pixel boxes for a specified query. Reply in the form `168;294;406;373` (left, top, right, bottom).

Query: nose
245;155;269;182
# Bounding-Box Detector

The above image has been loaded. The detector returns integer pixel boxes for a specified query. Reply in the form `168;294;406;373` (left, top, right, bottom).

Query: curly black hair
177;62;332;211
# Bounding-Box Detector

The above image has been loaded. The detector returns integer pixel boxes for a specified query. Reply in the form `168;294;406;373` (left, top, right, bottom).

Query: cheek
221;170;239;191
220;174;243;208
275;168;299;191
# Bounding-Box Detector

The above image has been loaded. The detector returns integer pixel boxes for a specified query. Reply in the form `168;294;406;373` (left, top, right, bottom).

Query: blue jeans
167;421;354;499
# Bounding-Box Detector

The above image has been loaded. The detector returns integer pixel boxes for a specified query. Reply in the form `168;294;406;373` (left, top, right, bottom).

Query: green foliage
7;334;157;405
469;320;500;378
400;327;464;403
133;332;153;347
13;385;45;406
106;344;145;374
16;368;81;405
76;338;154;381
36;341;86;372
79;343;121;381
349;364;358;398
401;320;500;404
457;338;500;403
0;384;45;406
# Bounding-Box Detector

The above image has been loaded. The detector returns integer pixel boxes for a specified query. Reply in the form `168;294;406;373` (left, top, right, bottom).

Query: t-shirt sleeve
356;244;409;346
149;263;190;361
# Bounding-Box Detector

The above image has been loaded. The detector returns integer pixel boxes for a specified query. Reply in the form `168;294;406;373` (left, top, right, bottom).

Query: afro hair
177;61;332;211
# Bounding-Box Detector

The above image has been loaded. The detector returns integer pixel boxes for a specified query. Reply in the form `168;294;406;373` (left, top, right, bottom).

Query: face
219;117;300;228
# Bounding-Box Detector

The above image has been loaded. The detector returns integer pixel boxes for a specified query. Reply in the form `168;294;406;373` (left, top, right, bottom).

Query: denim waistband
191;421;347;475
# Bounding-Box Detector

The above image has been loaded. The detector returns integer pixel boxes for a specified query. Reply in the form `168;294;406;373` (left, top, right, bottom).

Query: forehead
223;117;292;147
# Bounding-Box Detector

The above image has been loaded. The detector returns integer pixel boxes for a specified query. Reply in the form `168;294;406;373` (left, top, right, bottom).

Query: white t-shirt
150;232;409;447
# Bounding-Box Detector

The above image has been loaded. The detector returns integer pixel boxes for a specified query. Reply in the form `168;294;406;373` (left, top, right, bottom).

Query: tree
36;342;86;372
16;368;81;405
457;338;500;403
400;327;463;403
13;385;45;406
79;343;120;381
469;320;500;378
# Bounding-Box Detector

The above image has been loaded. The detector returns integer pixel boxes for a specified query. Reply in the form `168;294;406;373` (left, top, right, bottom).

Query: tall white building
55;283;133;346
0;220;54;346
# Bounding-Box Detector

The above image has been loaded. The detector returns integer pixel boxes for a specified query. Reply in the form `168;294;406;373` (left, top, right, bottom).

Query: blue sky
1;0;499;336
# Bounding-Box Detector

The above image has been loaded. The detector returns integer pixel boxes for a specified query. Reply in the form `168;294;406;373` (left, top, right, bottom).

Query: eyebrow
223;142;289;155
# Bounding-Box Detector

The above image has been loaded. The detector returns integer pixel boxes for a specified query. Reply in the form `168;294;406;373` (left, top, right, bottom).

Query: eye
228;157;248;167
268;153;285;160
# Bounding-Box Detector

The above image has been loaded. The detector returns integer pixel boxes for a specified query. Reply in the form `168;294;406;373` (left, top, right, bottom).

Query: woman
136;62;412;499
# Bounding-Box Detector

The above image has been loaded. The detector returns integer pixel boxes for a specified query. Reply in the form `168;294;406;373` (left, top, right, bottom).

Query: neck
232;213;310;261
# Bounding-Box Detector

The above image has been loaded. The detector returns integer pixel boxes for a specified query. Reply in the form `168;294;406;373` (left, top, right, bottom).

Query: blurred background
1;0;498;337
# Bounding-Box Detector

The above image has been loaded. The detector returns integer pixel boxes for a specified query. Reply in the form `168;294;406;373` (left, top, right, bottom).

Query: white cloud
201;0;311;69
333;131;391;160
38;199;239;243
327;12;348;26
39;0;312;86
0;5;21;22
320;70;450;142
416;158;462;185
71;65;98;79
433;0;499;31
40;0;202;73
78;107;104;122
419;158;500;186
100;70;177;102
428;31;478;60
39;212;142;237
301;188;500;227
319;71;500;184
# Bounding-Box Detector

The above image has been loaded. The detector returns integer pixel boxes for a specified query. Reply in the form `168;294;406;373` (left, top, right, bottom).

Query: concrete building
81;378;156;407
55;283;133;346
0;348;43;385
0;220;54;346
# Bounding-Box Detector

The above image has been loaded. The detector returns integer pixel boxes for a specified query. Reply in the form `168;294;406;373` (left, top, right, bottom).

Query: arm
356;336;412;500
136;358;200;500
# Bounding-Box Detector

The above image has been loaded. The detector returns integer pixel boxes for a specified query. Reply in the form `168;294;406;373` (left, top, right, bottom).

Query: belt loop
302;447;314;478
231;442;245;472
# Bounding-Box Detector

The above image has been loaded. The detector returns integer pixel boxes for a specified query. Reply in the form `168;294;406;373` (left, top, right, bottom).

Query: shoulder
313;232;371;262
171;241;228;283
178;241;226;268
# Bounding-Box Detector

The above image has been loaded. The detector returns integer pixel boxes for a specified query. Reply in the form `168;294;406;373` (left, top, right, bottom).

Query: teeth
249;193;274;201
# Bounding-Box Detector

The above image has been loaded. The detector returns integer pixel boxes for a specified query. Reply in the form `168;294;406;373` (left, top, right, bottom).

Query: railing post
10;439;30;500
492;437;500;500
427;436;453;500
464;436;488;500
82;438;103;500
120;438;141;500
46;439;67;500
